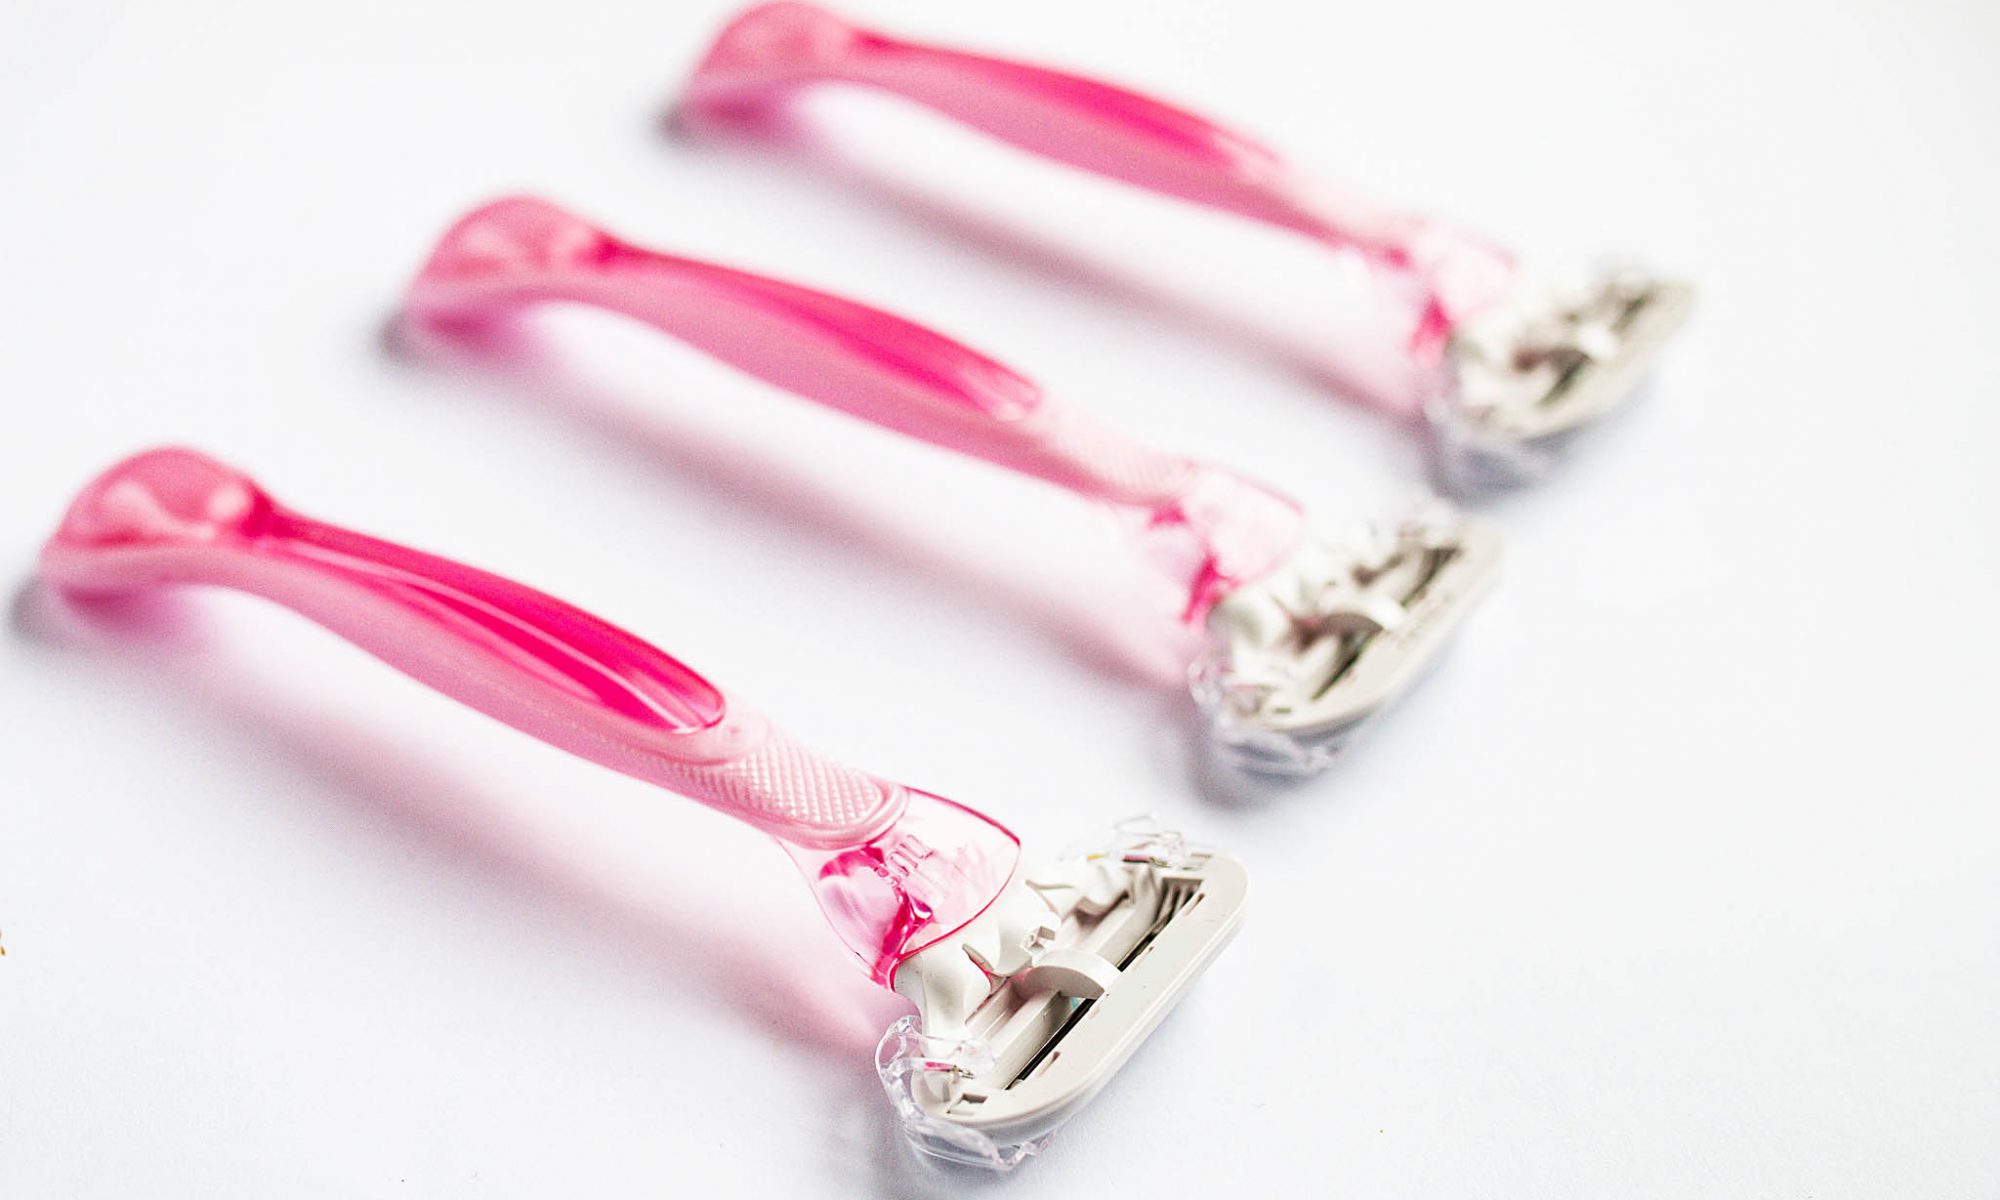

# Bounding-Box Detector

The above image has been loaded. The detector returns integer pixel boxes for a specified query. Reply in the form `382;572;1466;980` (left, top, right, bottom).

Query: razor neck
1120;466;1307;623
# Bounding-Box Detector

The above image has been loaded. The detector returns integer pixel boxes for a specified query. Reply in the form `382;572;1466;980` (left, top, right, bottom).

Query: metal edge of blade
1515;279;1695;441
937;851;1250;1149
1262;516;1504;738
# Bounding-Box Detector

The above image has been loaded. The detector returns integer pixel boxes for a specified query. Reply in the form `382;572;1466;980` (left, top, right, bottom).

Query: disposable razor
403;197;1502;774
39;446;1248;1170
675;2;1694;493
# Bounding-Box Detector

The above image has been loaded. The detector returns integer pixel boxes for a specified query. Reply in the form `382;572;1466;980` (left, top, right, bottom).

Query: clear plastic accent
1062;811;1192;869
1426;387;1578;495
787;787;1020;986
875;1016;1051;1171
1190;649;1362;775
1117;465;1306;622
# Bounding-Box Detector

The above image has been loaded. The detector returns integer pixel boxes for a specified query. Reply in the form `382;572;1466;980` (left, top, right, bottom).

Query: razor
402;197;1501;774
674;2;1694;493
39;446;1249;1170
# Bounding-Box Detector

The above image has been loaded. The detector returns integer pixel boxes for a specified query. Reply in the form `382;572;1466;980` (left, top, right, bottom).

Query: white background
2;0;1996;1195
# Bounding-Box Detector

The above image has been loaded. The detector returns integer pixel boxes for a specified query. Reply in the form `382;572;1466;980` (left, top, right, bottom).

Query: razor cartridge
675;3;1691;489
1429;269;1696;493
40;448;1245;1172
1192;507;1503;775
404;197;1498;774
880;819;1247;1167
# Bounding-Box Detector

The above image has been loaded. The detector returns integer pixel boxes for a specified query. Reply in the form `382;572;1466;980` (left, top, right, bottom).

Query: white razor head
1191;505;1502;775
880;818;1247;1170
1428;267;1694;494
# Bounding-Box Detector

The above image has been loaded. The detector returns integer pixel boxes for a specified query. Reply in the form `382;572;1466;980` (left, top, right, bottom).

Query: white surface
2;0;1996;1195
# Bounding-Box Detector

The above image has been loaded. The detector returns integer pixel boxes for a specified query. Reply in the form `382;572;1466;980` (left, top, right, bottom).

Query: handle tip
415;196;607;286
45;447;267;575
684;2;863;113
405;196;615;327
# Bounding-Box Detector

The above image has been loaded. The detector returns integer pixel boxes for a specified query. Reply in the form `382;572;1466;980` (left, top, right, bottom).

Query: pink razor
676;2;1693;492
40;446;1249;1170
403;197;1501;774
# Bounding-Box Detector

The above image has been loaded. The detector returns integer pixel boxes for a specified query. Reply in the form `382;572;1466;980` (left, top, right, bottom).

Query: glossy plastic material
405;196;1304;621
40;448;1018;983
678;2;1517;352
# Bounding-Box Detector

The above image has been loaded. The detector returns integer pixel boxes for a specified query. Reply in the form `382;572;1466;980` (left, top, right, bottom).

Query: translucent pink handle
40;446;907;845
41;448;1019;982
679;3;1516;345
407;196;1196;509
405;197;1304;619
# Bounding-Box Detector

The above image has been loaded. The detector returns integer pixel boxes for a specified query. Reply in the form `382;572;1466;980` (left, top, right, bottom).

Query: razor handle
41;447;905;847
404;197;1303;618
677;2;1515;340
41;447;1021;981
406;196;1198;509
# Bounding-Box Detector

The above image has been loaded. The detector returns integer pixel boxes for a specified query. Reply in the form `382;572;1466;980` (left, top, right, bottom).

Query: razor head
1428;267;1694;495
880;819;1247;1170
1191;506;1502;775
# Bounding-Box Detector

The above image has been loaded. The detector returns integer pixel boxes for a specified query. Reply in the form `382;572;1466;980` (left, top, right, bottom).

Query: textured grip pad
658;730;899;836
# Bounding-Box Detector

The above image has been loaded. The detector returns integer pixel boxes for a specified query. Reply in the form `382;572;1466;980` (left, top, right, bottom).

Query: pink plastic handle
41;448;1020;983
405;197;1304;619
40;447;897;843
679;3;1517;350
407;196;1195;509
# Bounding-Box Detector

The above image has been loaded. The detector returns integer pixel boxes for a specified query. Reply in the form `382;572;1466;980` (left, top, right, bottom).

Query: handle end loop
405;194;615;332
682;2;866;118
43;448;270;594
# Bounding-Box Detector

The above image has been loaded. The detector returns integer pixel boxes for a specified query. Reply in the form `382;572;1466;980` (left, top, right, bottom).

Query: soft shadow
666;106;1429;428
848;1103;1028;1200
1177;712;1346;811
383;312;1194;695
11;578;894;1068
